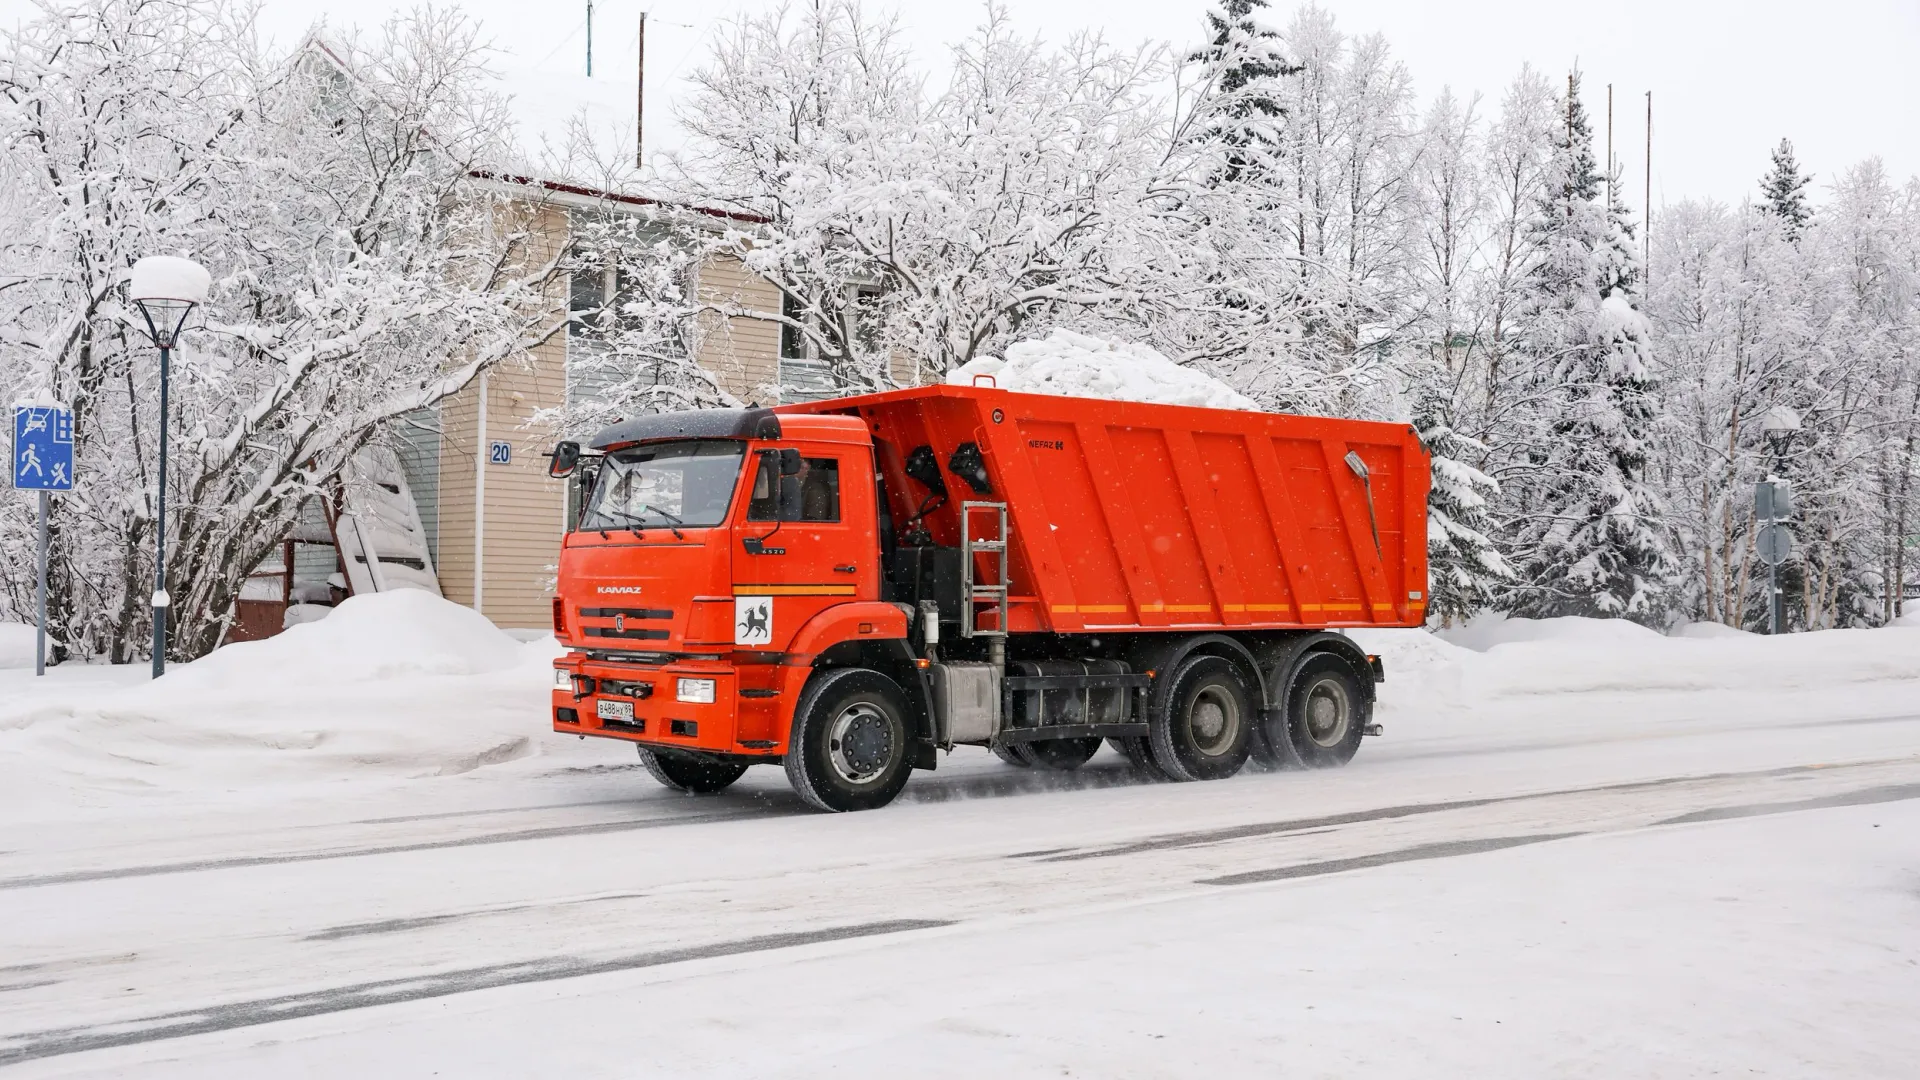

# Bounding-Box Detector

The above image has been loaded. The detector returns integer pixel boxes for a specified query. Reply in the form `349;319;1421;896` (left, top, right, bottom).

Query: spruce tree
1189;0;1299;184
1501;73;1676;623
1410;358;1509;624
1759;138;1813;239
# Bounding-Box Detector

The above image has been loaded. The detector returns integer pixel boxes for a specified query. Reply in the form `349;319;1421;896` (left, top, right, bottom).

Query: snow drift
0;592;559;817
947;330;1257;410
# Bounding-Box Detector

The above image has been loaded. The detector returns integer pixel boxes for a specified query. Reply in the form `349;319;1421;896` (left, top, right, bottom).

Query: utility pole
1644;92;1653;277
586;0;594;77
645;12;652;168
1607;83;1613;208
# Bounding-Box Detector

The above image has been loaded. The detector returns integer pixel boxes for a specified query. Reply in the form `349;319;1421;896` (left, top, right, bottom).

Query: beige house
415;182;785;631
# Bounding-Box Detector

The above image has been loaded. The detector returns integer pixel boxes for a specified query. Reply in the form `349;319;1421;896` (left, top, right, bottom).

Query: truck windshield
581;440;745;532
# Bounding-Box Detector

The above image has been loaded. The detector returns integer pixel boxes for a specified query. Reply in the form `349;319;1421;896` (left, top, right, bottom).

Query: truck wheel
784;668;914;812
639;747;750;794
1148;654;1254;782
1108;736;1169;779
1285;652;1368;767
1013;737;1103;770
991;742;1033;768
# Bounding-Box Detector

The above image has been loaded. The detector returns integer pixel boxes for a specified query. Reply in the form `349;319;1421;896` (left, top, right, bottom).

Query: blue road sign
12;404;74;491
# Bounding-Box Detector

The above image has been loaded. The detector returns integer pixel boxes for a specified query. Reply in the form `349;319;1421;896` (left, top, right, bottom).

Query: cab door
731;442;876;654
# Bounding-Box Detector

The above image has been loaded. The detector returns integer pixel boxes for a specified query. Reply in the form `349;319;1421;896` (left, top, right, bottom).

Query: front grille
584;627;671;641
579;607;674;620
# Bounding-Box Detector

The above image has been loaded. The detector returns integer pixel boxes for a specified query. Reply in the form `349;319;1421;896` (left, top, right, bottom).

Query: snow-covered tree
1760;138;1814;239
0;0;561;660
1499;74;1675;622
1408;357;1508;623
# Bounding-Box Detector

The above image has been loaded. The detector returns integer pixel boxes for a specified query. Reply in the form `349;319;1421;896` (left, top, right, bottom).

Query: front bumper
552;654;780;756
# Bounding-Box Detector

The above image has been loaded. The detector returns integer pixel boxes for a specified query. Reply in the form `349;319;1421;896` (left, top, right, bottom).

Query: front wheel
639;747;750;794
784;668;914;812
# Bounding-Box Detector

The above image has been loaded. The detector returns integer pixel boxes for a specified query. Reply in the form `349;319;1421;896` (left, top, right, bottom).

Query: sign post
12;402;75;676
1754;480;1794;635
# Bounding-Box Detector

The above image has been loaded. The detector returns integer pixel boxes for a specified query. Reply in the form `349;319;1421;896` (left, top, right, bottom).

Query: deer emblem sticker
735;596;773;646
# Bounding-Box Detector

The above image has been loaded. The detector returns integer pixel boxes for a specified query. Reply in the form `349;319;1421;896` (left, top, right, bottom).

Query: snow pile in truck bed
947;330;1258;410
0;592;559;816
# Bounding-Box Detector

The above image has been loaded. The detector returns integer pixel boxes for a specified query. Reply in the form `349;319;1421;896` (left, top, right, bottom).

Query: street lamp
1761;404;1801;475
129;256;210;678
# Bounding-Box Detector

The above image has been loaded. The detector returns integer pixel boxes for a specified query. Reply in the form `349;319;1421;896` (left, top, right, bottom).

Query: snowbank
0;622;35;669
0;592;558;816
157;590;519;692
948;330;1257;410
1436;612;1664;652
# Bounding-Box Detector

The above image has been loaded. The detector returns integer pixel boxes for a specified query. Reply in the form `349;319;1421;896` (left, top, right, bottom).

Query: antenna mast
1607;83;1614;207
586;0;594;77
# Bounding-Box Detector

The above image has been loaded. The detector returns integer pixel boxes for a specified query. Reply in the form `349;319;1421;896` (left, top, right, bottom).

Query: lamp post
128;256;211;678
1759;404;1801;636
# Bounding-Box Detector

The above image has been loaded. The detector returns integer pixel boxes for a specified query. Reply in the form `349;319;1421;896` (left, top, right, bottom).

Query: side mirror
779;447;803;476
548;440;582;478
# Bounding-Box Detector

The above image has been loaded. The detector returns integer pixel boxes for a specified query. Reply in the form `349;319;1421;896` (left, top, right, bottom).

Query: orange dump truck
546;384;1429;811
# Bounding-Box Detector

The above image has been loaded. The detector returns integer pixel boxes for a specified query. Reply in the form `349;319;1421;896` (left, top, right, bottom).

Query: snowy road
3;682;1919;1077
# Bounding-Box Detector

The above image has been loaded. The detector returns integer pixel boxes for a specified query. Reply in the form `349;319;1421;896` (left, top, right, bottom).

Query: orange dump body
784;384;1431;632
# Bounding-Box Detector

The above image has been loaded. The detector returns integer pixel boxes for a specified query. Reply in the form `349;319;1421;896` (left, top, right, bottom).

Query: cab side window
746;455;840;522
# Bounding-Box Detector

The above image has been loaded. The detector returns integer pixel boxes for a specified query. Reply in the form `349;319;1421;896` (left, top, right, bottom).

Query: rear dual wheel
1147;654;1254;782
993;736;1103;770
1249;649;1369;769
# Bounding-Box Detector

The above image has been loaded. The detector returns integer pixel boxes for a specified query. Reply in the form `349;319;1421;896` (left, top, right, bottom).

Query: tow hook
570;674;598;702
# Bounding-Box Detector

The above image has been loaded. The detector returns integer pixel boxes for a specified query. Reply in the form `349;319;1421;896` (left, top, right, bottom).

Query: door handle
833;564;857;574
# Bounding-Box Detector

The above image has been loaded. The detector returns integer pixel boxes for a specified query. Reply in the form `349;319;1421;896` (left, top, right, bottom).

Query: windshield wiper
643;504;687;541
592;506;649;535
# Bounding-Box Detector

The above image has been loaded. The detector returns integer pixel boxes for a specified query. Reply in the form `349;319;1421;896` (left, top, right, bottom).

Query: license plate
597;699;635;722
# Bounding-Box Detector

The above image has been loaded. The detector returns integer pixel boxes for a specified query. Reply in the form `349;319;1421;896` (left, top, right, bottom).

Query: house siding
695;253;783;404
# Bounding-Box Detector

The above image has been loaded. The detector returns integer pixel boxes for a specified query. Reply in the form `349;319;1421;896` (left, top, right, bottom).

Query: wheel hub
828;702;893;784
1188;687;1239;755
1303;679;1350;747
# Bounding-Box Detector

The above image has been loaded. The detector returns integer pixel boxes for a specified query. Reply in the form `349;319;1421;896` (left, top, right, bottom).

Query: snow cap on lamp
128;256;210;348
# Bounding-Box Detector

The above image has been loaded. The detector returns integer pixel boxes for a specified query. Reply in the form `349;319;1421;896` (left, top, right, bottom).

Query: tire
1284;652;1368;768
992;741;1033;768
784;668;914;812
639;747;750;794
1108;735;1169;779
1147;654;1254;782
1010;736;1103;770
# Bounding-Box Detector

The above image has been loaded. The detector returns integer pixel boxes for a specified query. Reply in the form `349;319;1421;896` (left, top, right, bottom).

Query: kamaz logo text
597;586;644;594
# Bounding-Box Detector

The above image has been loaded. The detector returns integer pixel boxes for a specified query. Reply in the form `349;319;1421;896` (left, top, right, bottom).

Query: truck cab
549;408;928;811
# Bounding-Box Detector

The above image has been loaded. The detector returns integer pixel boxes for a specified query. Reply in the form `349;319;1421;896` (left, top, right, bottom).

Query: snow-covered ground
1;596;1917;1076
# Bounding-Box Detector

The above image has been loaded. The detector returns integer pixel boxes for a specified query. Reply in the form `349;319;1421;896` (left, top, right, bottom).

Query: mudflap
912;740;940;771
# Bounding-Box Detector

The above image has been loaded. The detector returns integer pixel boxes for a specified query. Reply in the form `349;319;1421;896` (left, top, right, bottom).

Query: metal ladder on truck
959;501;1010;641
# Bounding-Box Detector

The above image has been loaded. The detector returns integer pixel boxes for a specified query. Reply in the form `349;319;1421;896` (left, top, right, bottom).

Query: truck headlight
554;668;573;691
676;677;716;704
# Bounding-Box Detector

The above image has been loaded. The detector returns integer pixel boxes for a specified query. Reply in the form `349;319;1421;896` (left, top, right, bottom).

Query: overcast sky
7;0;1916;207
